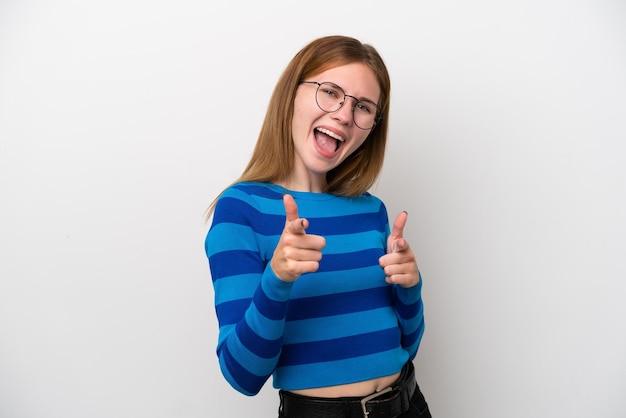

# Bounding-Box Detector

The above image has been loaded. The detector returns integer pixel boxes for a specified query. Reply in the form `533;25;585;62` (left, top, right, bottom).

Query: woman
205;35;431;418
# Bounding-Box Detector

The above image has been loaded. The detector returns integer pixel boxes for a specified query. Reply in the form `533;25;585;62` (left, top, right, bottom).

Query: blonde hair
206;35;391;218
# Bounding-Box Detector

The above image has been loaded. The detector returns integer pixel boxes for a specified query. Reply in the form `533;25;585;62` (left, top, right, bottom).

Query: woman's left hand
378;211;420;288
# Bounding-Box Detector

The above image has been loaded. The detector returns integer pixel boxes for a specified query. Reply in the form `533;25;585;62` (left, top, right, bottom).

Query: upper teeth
317;128;344;142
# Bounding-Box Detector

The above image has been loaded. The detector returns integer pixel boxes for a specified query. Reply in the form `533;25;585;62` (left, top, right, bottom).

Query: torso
210;183;415;395
288;372;401;398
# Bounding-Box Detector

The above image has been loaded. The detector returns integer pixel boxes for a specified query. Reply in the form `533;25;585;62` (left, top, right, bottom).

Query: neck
279;160;329;192
278;175;326;193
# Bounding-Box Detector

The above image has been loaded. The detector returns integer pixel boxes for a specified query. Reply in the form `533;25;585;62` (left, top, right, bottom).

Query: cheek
292;98;316;135
349;134;370;153
291;105;307;139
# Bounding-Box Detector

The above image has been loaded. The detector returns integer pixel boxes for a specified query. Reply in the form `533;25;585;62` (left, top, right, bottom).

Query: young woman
205;35;431;418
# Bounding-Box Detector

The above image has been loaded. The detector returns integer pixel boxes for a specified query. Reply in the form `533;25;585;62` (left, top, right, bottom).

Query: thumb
283;194;307;234
391;237;408;253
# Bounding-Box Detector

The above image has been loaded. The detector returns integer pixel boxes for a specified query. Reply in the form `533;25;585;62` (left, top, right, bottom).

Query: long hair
206;35;391;217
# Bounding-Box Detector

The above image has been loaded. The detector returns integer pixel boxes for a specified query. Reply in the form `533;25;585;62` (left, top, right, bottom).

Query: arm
394;276;425;359
379;210;426;359
206;190;325;395
206;191;292;396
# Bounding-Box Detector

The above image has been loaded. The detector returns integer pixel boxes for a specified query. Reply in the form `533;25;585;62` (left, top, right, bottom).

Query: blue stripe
318;248;384;272
306;211;386;236
214;198;385;237
213;273;257;305
253;284;288;320
233;183;284;200
273;350;407;390
246;305;287;341
216;299;250;326
402;321;424;350
221;346;266;396
403;321;425;360
283;307;397;344
279;328;400;366
395;294;421;320
287;286;392;321
288;265;385;299
236;321;283;359
213;196;284;236
205;224;263;256
321;230;385;254
398;301;424;335
215;284;289;326
209;250;264;280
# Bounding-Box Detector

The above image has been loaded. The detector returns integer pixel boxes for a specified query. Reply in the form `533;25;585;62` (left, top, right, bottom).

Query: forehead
310;63;380;102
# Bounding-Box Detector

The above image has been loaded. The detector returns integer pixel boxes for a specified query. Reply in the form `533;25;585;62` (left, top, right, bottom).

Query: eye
355;101;376;115
321;84;342;99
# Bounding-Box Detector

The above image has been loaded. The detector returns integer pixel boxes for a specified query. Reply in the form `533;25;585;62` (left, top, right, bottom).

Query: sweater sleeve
380;201;425;360
393;274;425;360
205;189;292;396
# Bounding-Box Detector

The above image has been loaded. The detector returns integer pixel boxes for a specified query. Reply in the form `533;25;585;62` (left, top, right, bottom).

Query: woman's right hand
270;194;326;282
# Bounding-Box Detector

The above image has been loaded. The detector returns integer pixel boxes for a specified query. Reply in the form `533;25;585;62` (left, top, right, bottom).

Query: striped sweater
205;182;424;396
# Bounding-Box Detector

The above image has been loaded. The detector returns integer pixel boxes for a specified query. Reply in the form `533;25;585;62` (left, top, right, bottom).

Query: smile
315;127;344;153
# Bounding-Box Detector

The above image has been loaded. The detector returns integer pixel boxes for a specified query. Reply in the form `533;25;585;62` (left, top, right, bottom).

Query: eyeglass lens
315;82;378;129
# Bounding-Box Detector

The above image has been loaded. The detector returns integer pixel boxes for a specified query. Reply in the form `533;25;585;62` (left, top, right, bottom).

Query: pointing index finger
283;194;307;234
283;194;299;223
390;211;408;240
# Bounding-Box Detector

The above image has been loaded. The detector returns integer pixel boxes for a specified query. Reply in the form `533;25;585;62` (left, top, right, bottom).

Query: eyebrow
328;81;379;105
344;81;378;106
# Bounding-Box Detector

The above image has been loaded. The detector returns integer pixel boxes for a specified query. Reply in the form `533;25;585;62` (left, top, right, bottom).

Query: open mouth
315;127;344;153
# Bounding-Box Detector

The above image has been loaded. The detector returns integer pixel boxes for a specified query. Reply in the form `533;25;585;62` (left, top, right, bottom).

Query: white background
1;1;625;417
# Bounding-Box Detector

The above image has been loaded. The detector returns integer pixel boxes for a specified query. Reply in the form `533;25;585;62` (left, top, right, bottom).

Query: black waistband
279;361;417;418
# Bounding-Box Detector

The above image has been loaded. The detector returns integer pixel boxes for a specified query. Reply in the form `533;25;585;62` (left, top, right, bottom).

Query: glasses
301;81;382;130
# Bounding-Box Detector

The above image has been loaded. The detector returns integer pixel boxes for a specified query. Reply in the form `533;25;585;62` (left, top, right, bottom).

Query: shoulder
343;191;388;215
352;192;389;226
360;191;385;206
220;181;283;201
216;182;284;211
313;192;389;227
212;182;286;227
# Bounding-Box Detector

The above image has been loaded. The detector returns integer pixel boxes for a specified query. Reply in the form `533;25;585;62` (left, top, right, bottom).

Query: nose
333;97;356;126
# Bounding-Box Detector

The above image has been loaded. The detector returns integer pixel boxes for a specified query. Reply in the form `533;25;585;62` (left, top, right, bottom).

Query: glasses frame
301;81;382;130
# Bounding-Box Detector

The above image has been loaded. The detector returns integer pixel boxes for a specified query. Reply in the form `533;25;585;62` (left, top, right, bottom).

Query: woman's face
289;62;380;191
